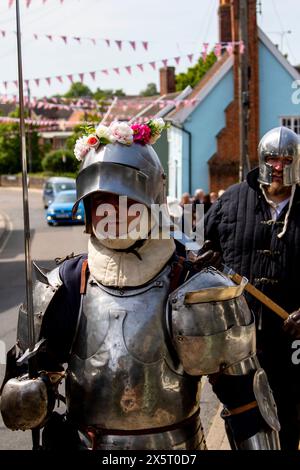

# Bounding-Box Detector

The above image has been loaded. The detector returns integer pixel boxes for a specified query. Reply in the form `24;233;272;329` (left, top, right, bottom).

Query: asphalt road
0;186;219;450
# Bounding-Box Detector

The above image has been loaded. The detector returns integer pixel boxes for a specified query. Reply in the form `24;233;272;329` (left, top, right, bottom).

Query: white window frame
280;116;300;135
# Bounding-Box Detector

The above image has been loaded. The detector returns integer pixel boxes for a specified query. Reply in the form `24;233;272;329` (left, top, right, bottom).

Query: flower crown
74;118;167;161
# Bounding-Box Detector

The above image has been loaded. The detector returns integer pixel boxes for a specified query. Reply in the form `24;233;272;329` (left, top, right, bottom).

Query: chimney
159;66;176;95
218;0;232;43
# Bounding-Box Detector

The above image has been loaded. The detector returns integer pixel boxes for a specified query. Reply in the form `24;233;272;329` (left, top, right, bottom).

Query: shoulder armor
169;267;256;376
17;263;63;352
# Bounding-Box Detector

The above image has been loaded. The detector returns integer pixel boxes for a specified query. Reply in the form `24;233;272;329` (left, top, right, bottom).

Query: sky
0;0;299;98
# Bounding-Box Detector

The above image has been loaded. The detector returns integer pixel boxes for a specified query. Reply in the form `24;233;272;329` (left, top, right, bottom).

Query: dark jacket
205;168;300;378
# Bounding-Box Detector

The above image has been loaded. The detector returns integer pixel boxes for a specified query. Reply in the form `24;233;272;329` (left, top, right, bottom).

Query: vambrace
211;356;280;450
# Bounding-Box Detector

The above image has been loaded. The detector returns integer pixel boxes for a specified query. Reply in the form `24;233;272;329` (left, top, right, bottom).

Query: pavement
0;211;8;248
206;404;230;450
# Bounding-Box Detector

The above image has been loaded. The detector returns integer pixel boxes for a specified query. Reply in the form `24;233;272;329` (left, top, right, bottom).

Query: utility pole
27;85;33;173
238;0;250;182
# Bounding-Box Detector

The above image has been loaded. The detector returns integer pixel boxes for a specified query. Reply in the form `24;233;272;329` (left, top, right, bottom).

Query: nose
273;160;283;171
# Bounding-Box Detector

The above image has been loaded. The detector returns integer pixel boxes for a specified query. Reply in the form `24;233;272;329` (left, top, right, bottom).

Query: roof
101;88;192;124
258;28;300;81
165;52;233;124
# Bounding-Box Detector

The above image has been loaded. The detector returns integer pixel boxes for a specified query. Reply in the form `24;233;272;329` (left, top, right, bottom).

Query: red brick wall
209;0;259;192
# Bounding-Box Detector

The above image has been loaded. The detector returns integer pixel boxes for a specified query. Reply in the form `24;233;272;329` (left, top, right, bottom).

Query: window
281;117;300;134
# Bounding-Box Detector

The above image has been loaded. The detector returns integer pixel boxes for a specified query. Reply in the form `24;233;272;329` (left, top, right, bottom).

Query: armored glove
189;239;222;271
283;309;300;339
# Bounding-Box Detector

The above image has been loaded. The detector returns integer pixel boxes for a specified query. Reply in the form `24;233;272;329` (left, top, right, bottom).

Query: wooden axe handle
230;273;289;321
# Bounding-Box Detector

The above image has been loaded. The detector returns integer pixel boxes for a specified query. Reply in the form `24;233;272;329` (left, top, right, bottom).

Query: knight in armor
205;126;300;449
1;120;280;450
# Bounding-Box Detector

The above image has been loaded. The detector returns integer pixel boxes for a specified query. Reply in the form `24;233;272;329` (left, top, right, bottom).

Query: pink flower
131;124;151;145
86;134;100;148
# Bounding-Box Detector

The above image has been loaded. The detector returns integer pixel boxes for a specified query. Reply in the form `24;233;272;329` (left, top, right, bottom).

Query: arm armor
168;267;280;450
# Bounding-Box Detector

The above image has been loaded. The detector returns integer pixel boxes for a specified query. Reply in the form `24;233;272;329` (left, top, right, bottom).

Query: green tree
139;82;158;97
175;51;217;91
42;149;79;173
0;122;45;174
64;82;93;98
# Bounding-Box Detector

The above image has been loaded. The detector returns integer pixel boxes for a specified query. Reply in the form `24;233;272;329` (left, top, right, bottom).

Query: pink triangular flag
1;31;6;38
46;77;51;86
226;42;234;55
162;59;168;67
8;0;14;8
129;41;136;51
125;66;132;75
33;33;38;40
3;81;7;89
214;43;222;57
105;39;110;47
79;73;84;83
142;41;148;51
67;74;74;83
187;54;194;63
239;41;245;54
13;80;18;88
201;51;207;62
34;78;40;87
46;35;53;42
113;67;120;75
203;42;209;52
25;79;30;88
102;69;109;75
174;56;180;65
149;61;156;70
74;37;81;44
115;40;122;50
56;76;63;83
61;36;67;44
90;38;96;46
137;64;144;72
26;0;32;7
90;71;96;80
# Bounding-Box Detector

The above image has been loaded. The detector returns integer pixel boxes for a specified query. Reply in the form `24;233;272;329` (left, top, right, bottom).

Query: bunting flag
0;45;245;92
9;0;64;6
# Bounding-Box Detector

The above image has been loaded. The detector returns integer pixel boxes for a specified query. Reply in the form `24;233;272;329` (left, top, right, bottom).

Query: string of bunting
8;0;65;7
0;29;149;51
0;95;202;111
1;43;244;91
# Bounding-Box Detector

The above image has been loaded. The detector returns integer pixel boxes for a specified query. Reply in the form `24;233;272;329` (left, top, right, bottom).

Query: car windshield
54;192;77;203
54;182;76;192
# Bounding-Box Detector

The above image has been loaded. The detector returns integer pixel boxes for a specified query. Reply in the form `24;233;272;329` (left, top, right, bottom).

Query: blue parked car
46;190;85;226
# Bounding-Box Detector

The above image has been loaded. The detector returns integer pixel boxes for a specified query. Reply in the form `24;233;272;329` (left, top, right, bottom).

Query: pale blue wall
183;68;234;194
259;41;299;137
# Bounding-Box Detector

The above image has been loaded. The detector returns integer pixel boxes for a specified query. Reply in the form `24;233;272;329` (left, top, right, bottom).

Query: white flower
109;121;133;145
74;136;89;161
95;124;115;144
152;118;165;131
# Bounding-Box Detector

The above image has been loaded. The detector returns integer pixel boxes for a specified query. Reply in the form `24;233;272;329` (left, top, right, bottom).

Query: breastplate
66;265;200;430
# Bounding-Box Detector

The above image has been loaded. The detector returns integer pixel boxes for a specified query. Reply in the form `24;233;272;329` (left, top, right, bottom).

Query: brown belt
222;400;258;417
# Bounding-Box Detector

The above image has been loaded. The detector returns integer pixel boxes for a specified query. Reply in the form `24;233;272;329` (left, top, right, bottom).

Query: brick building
165;0;300;197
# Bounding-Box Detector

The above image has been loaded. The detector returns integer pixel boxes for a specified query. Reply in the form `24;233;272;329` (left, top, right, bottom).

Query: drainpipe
169;122;192;195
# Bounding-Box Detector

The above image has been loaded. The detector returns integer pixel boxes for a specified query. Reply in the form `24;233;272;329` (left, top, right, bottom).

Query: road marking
0;211;13;255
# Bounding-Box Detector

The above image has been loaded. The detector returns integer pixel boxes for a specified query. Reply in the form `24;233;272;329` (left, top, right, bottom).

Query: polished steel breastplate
66;265;201;432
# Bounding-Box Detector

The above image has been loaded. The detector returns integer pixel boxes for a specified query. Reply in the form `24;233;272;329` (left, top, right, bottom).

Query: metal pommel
0;376;49;431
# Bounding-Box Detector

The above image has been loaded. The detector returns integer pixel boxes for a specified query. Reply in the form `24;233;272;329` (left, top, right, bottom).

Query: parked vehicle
42;177;76;208
46;190;84;226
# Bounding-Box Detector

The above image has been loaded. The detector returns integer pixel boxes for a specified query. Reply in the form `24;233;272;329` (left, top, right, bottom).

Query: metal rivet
172;298;177;304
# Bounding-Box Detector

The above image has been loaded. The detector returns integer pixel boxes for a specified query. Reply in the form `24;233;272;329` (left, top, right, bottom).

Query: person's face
265;155;293;194
91;192;143;237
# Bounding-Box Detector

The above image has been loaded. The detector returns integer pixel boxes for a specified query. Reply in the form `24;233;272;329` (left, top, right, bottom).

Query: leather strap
80;259;89;294
222;400;258;417
169;256;186;293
